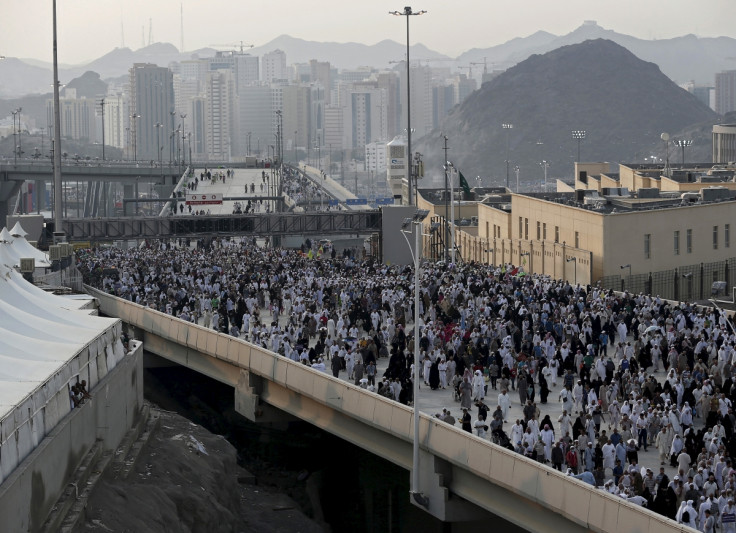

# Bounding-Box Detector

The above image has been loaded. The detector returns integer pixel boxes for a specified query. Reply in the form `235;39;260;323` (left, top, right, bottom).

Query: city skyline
0;0;734;65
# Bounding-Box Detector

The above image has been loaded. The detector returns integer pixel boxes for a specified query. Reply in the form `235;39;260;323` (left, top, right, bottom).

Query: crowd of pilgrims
77;236;736;530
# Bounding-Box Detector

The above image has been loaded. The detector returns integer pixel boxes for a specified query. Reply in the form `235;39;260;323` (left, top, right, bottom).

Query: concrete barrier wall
90;288;696;533
0;341;143;533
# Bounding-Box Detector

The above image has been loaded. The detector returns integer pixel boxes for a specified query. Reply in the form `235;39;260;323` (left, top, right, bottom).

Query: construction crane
470;57;488;76
209;41;254;54
457;65;473;78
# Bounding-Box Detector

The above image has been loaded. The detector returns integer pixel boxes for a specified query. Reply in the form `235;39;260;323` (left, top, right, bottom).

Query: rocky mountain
415;39;719;187
63;71;107;99
458;22;736;85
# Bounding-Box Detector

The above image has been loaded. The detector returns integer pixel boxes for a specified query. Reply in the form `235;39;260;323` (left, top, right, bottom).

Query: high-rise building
262;50;287;83
128;63;175;161
715;70;736;115
103;94;127;150
310;60;331;104
377;71;401;140
239;85;276;159
46;92;96;142
398;63;433;138
204;71;236;161
346;87;388;149
281;85;311;163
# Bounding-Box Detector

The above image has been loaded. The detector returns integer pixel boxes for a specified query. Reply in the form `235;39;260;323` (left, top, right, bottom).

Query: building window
644;234;651;259
674;231;680;255
575;231;579;248
687;229;692;253
536;221;541;241
727;224;731;248
555;226;559;243
518;217;522;238
524;218;528;240
714;226;719;250
543;223;547;240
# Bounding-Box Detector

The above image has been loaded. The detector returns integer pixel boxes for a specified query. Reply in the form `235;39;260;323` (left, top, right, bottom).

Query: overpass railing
61;211;382;241
88;287;692;533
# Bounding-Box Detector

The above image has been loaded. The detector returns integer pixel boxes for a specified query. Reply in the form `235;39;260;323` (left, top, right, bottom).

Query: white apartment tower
205;71;236;161
262;50;287;83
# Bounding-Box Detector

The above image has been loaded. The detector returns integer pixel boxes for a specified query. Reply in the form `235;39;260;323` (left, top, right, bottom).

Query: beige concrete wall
90;290;695;533
602;201;736;276
511;194;605;280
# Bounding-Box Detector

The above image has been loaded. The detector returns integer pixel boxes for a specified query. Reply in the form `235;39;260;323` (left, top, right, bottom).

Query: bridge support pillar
413;450;488;522
123;184;134;215
234;369;293;424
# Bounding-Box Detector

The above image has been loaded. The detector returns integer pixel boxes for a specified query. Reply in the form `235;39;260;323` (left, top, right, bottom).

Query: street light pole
503;123;513;189
400;209;429;509
442;135;450;263
99;98;106;161
572;130;586;163
674;139;693;165
294;130;297;163
514;165;520;193
131;113;141;162
390;6;426;207
52;0;64;236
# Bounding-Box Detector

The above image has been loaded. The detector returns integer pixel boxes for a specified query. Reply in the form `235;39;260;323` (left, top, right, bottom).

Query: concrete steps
41;403;160;533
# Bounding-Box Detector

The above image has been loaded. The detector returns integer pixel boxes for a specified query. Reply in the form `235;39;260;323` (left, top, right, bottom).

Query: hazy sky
1;0;734;65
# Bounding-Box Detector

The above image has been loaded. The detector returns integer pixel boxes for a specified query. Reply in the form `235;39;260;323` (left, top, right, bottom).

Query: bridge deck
88;288;688;533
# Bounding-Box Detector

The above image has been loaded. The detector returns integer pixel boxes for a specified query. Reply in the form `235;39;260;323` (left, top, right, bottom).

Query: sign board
328;199;339;207
346;198;368;206
374;197;394;205
186;193;223;205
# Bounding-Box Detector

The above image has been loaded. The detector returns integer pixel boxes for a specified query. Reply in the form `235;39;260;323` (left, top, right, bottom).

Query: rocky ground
74;407;325;533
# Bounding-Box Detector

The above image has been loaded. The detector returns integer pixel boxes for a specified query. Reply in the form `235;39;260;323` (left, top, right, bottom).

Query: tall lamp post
541;160;550;189
514;165;520;193
16;107;23;162
293;130;298;163
130;113;141;162
180;113;187;170
154;122;163;172
11;109;18;166
52;0;63;236
572;130;586;163
400;209;430;509
389;6;426;207
503;123;513;189
674;139;693;165
98;98;106;160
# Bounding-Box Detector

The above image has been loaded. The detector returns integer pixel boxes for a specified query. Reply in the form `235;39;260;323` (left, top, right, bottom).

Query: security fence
599;258;736;301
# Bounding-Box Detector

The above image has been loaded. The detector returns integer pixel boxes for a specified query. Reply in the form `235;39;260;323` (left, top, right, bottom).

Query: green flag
459;171;472;197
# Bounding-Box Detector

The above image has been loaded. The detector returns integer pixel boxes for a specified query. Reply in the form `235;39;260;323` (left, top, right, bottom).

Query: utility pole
98;98;106;160
442;134;450;262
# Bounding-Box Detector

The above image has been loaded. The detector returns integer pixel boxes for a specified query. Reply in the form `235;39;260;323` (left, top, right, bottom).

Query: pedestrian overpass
87;287;688;533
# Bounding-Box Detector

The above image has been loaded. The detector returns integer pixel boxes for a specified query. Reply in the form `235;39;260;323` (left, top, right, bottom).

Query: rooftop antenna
180;3;184;52
148;18;153;46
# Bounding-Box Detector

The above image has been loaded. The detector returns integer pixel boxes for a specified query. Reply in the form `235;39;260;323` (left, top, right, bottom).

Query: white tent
9;222;28;238
0;261;123;484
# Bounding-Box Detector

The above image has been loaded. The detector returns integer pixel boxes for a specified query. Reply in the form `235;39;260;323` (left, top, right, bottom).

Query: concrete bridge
88;287;689;533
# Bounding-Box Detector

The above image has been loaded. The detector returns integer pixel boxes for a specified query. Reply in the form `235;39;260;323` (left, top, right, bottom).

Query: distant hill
457;22;736;85
415;39;719;187
64;71;108;99
249;35;449;69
